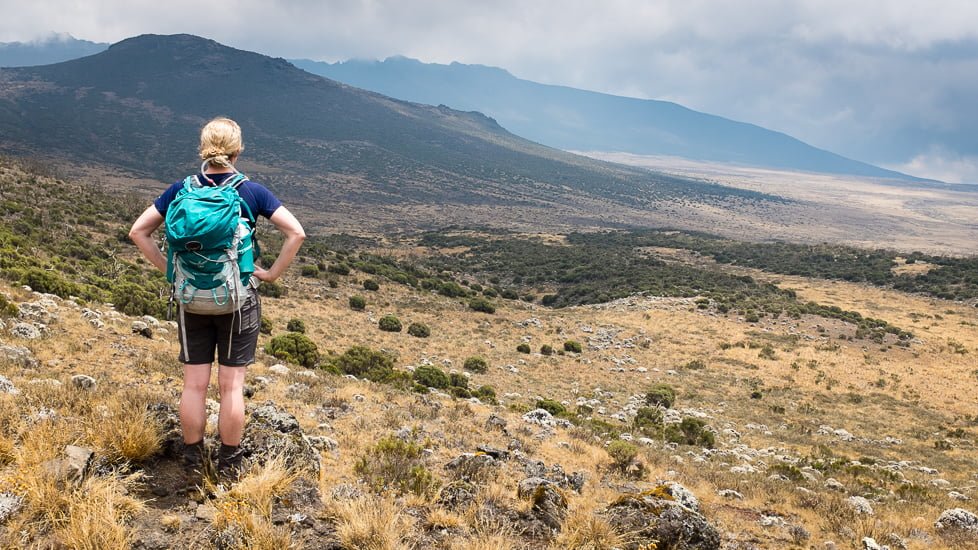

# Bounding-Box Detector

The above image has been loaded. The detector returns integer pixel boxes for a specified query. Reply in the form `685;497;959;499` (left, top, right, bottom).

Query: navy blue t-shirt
154;173;283;227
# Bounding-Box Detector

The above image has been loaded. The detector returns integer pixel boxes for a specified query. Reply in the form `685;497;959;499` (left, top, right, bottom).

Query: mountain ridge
293;55;921;181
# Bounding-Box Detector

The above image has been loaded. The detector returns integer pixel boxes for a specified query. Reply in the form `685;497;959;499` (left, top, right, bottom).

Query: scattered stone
195;504;217;522
485;414;508;432
825;478;846;491
10;322;42;340
268;364;291;376
0;345;37;371
861;537;885;550
0;375;18;395
475;445;509;460
0;492;23;525
330;484;364;501
934;508;978;533
437;480;478;511
849;496;874;515
718;489;744;500
18;302;56;324
950;491;971;501
446;453;498;482
131;321;153;338
306;436;339;452
43;445;95;484
517;477;567;529
71;374;97;390
141;315;160;327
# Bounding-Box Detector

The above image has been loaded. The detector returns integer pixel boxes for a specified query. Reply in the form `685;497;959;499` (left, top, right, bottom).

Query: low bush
258;281;284;298
363;279;380;291
378;314;402;332
327;263;350;275
516;343;531;354
0;294;18;318
535;398;566;416
259;316;273;335
353;436;438;496
332;345;395;382
606;440;639;472
407;322;430;338
474;385;497;405
265;333;319;368
564;340;583;353
349;295;366;311
463;356;488;374
286;318;306;334
645;383;677;408
633;407;663;432
540;344;554;356
448;372;468;389
300;265;319;278
664;417;715;448
468;297;495;314
413;365;450;389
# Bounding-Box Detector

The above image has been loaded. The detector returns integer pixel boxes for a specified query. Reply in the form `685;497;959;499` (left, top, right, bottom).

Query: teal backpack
164;172;256;315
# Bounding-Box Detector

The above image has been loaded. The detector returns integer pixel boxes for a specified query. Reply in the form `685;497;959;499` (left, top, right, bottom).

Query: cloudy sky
2;0;977;183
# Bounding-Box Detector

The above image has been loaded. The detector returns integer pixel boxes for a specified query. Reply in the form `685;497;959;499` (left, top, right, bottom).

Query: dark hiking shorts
176;290;261;366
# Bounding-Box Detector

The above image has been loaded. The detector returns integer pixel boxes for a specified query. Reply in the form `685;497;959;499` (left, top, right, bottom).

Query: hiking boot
217;444;245;481
181;440;207;492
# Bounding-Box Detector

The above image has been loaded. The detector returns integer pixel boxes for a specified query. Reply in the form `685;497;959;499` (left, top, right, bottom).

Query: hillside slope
0;34;775;235
293;56;916;180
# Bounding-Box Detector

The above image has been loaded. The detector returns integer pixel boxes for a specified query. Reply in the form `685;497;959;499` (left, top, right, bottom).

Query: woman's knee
218;366;246;395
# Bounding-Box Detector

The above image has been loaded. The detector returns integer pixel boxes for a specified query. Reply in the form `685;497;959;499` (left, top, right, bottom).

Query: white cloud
887;149;978;184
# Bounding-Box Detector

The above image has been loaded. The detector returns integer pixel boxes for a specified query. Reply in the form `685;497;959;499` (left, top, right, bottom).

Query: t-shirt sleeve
248;182;284;219
153;182;184;215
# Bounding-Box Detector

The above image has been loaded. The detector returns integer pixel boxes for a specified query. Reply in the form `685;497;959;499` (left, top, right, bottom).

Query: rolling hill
293;56;915;180
0;34;776;234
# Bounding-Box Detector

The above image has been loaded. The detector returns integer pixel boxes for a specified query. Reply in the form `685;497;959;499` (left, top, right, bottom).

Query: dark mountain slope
0;34;774;217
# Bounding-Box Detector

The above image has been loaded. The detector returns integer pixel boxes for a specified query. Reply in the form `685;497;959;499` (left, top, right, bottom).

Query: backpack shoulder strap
183;175;202;192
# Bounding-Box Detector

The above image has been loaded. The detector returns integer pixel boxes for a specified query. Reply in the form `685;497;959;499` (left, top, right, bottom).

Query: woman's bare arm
129;206;167;273
253;206;305;283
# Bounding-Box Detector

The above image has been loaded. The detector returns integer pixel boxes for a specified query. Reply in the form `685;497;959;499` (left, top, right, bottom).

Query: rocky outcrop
239;402;320;475
0;344;38;368
517;477;567;530
603;483;721;550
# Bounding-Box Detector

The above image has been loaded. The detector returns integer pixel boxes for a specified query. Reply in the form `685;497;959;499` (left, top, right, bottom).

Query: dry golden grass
85;396;163;463
553;506;622;550
331;495;413;550
54;474;144;550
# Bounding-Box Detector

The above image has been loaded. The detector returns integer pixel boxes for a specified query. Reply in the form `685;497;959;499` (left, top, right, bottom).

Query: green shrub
437;281;467;298
563;340;583;353
645;383;677;408
258;281;284;298
349;295;366;311
468;297;495;314
448;386;472;399
354;436;438;496
606;440;639;472
332;345;395;382
259;316;273;335
634;407;663;431
327;278;339;288
286;318;306;333
448;372;468;389
516;343;531;354
300;265;319;278
413;365;450;389
378;314;402;332
463;356;488;374
407;322;430;338
535;398;566;416
474;385;497;405
20;268;82;299
540;344;554;356
327;263;350;275
0;294;18;318
664;417;715;448
265;333;319;368
684;359;707;370
363;279;380;291
111;282;166;318
482;288;498;298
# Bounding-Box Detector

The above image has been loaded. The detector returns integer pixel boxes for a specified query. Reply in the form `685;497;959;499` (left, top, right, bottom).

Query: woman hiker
129;117;305;479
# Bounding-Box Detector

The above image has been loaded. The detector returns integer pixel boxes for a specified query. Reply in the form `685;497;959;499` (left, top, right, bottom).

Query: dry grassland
2;256;978;548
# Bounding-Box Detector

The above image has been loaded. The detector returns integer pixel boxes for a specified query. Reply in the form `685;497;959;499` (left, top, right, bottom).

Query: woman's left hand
253;267;275;282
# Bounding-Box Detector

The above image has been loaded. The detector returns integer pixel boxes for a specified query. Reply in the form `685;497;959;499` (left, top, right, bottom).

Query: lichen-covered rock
520;459;586;493
517;477;567;529
0;492;24;525
445;453;498;482
437;480;478;510
603;484;721;550
18;302;57;324
0;344;38;368
71;374;97;390
935;508;978;533
240;402;319;475
0;375;18;395
132;321;153;338
10;322;42;340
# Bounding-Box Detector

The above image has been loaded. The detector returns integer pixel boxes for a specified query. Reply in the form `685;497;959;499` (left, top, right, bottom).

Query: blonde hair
199;117;243;169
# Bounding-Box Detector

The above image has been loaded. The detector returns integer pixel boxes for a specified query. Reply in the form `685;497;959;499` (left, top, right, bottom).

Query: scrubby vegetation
406;322;430;338
462;356;489;374
265;333;319;368
377;314;402;332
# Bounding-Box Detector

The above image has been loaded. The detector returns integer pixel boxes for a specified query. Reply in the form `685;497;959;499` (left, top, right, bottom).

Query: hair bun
200;146;226;160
